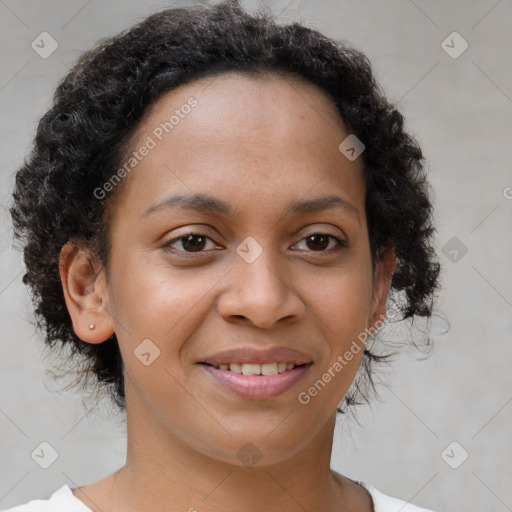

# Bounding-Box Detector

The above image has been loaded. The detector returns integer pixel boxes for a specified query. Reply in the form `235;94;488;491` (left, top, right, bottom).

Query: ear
368;247;396;330
59;241;115;343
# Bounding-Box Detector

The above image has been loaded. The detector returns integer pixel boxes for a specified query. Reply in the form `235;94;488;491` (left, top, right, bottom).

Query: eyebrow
142;193;360;221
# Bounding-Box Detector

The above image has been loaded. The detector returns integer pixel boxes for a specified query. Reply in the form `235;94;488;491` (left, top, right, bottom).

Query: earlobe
59;241;115;344
368;247;396;330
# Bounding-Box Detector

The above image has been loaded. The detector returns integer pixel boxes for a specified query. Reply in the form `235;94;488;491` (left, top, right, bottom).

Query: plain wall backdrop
1;1;511;510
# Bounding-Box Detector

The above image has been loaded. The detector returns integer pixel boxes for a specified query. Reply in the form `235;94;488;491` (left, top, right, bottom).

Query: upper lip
199;347;314;366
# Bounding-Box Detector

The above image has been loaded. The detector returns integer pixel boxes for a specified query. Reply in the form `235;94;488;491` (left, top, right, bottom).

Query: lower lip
200;364;312;400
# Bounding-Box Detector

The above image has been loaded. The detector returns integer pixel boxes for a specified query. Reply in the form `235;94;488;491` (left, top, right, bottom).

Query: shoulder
358;481;436;512
1;485;92;512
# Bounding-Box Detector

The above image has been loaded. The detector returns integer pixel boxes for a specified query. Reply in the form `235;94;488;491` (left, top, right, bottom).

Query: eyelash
162;232;349;257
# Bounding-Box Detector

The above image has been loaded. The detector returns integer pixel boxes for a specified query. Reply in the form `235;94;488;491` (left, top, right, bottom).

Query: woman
8;1;440;510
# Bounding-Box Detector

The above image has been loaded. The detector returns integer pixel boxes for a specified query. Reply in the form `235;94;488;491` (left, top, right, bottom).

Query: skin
59;71;396;512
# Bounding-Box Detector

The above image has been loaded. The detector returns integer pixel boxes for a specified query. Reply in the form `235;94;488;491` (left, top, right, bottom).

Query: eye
163;233;220;254
162;231;348;257
293;233;348;254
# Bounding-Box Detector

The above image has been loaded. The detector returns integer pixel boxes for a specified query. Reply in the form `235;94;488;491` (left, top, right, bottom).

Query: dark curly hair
10;0;441;413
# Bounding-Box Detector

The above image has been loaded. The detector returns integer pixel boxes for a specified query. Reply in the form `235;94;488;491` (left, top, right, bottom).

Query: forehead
131;70;353;158
111;71;365;218
142;69;345;129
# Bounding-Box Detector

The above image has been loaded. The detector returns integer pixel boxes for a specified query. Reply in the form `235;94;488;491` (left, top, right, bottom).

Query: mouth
199;361;308;375
197;346;314;400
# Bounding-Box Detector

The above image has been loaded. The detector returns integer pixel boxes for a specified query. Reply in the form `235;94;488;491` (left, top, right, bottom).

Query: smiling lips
199;346;314;400
209;362;299;375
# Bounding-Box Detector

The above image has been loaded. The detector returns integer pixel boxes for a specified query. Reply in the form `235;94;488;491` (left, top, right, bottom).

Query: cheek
106;251;221;435
300;258;374;398
105;248;231;400
107;248;219;338
306;258;374;337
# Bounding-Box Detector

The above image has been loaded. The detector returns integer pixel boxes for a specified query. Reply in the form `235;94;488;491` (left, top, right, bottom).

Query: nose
216;248;305;329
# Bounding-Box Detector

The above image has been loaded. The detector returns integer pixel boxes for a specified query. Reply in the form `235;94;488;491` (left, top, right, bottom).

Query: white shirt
1;483;435;511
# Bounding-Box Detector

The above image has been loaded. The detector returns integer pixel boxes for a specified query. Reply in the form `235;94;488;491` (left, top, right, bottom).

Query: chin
185;422;317;469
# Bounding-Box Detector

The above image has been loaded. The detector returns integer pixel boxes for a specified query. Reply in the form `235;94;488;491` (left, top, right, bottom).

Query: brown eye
305;234;330;251
164;233;217;254
293;233;347;253
180;234;207;252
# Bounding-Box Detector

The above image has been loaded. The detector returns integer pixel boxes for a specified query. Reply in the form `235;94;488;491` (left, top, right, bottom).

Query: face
62;71;394;467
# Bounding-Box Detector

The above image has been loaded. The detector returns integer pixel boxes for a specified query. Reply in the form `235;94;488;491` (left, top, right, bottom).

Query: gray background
1;1;511;510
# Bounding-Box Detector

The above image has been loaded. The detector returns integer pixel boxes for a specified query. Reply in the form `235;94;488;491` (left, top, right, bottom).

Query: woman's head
10;0;440;436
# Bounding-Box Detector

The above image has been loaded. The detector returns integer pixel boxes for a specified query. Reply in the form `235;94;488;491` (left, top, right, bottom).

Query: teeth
214;362;299;374
241;363;261;376
229;363;242;373
261;363;278;376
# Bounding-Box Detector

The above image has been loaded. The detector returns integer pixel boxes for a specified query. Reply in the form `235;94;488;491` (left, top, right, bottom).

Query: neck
106;387;371;512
